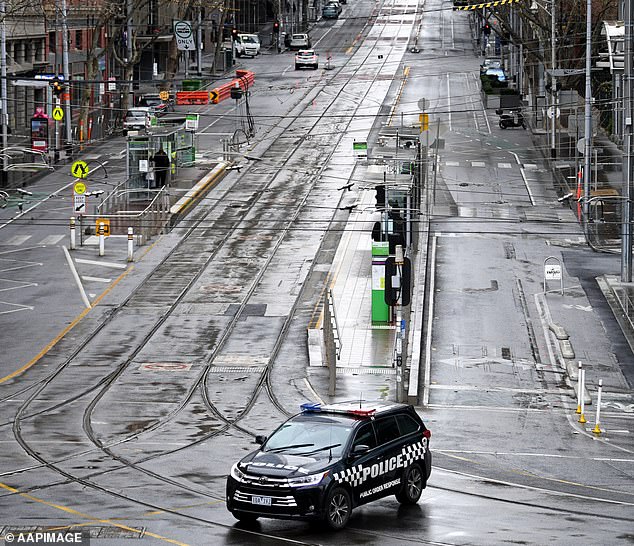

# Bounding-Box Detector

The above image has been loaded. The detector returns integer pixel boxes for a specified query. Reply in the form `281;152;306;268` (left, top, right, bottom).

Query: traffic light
51;78;64;98
231;27;238;39
483;23;491;35
273;21;280;33
384;256;412;306
375;185;386;209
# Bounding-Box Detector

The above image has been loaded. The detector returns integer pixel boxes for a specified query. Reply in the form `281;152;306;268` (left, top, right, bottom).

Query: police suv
226;402;432;530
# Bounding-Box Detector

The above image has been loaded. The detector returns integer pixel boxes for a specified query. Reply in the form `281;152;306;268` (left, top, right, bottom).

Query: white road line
75;258;127;269
81;276;112;283
0;301;34;315
3;235;31;245
510;151;535;206
39;234;66;245
498;163;513;169
471;161;486;167
445;161;460;167
0;181;74;230
435;449;634;463
63;246;91;309
446;73;452;131
423;234;437;406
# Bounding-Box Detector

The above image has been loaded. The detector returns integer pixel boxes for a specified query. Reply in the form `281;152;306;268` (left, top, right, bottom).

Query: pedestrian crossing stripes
1;234;66;246
442;161;542;170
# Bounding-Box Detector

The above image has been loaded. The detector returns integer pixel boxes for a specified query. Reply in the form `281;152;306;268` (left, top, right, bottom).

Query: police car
226;401;432;530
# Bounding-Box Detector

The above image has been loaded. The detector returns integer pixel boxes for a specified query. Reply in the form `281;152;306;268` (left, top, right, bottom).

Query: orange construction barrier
211;71;256;104
175;91;210;105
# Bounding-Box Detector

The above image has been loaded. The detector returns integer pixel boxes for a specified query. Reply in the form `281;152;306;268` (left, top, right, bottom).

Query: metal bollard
98;222;105;257
592;379;603;434
127;227;134;262
576;362;583;414
69;216;76;250
578;368;587;424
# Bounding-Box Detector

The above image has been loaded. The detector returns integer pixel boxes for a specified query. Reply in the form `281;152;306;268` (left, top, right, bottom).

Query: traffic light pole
394;244;404;403
61;0;72;155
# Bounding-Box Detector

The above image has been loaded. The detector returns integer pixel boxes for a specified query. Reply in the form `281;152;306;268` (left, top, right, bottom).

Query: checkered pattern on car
332;466;365;487
402;439;427;465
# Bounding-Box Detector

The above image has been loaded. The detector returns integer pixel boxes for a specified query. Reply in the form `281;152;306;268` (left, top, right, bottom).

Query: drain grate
208;366;266;373
336;367;396;375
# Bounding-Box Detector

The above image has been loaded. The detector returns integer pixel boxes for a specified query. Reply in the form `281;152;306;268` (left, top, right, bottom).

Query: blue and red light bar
300;403;376;417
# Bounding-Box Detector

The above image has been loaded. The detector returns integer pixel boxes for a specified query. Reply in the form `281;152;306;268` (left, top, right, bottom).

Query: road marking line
63;246;91;309
498;163;513;168
0;301;34;315
0;261;133;384
471;161;486;167
81;276;112;283
4;235;31;245
75;258;127;269
0;482;189;546
39;234;66;245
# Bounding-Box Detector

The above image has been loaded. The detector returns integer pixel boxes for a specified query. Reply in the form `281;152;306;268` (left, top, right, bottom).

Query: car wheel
499;120;506;129
314;64;318;69
231;510;259;523
396;463;424;505
295;64;300;70
323;486;351;530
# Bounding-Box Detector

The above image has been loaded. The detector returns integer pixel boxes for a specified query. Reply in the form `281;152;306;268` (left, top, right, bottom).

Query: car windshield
263;416;353;458
298;52;314;58
292;35;306;40
126;111;146;120
140;98;161;107
241;36;258;43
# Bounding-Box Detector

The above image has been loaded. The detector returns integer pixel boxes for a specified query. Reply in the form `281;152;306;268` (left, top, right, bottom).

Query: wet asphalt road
1;0;634;544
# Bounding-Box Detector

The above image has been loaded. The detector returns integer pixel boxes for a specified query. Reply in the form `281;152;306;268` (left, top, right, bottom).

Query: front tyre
499;120;507;129
323;487;351;530
396;463;424;505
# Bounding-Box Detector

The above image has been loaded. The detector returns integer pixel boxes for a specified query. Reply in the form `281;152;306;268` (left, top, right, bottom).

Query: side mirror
255;435;267;445
350;444;370;457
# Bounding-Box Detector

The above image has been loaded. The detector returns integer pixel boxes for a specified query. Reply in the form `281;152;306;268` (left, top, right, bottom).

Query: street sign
547;68;585;77
547;106;560;119
73;194;86;214
545;264;562;280
210;90;219;103
159;90;169;101
71;160;89;179
174;20;195;50
73;182;86;195
95;218;110;236
353;141;368;158
186;114;199;130
52;107;63;121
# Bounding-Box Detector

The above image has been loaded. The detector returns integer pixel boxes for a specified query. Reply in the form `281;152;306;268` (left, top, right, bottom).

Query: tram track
2;0;432;539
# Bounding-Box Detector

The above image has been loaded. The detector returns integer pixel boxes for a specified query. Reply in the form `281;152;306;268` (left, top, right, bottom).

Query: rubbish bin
182;79;202;91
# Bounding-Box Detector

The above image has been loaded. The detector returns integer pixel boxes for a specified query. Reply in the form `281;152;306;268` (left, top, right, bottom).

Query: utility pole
550;0;557;158
621;0;634;281
582;0;592;232
61;0;72;152
1;0;8;183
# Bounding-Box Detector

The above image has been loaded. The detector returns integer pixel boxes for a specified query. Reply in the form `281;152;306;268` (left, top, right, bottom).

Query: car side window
374;416;400;445
396;414;420;436
351;423;377;451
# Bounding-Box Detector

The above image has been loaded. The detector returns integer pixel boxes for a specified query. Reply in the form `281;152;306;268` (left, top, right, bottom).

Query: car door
369;415;405;499
344;422;379;506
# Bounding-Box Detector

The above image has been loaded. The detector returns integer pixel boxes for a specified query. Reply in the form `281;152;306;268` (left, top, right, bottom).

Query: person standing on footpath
152;146;170;188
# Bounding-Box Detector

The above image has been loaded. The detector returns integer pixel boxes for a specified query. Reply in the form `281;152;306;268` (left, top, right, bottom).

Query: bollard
127;227;134;262
592;379;603;434
98;222;105;257
578;368;587;424
69;216;76;250
576;362;583;414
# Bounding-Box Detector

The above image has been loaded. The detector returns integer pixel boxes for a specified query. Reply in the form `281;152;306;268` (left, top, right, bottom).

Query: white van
235;34;261;57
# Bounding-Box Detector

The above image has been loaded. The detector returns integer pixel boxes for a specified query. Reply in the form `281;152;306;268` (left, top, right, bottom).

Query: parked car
295;49;319;70
226;401;432;530
326;1;343;14
322;4;339;18
485;67;506;82
136;94;174;115
289;33;311;50
123;107;152;133
321;5;339;19
235;34;261;57
480;57;502;75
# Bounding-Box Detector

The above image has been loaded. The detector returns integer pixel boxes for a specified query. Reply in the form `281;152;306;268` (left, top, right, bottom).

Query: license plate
251;495;272;506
